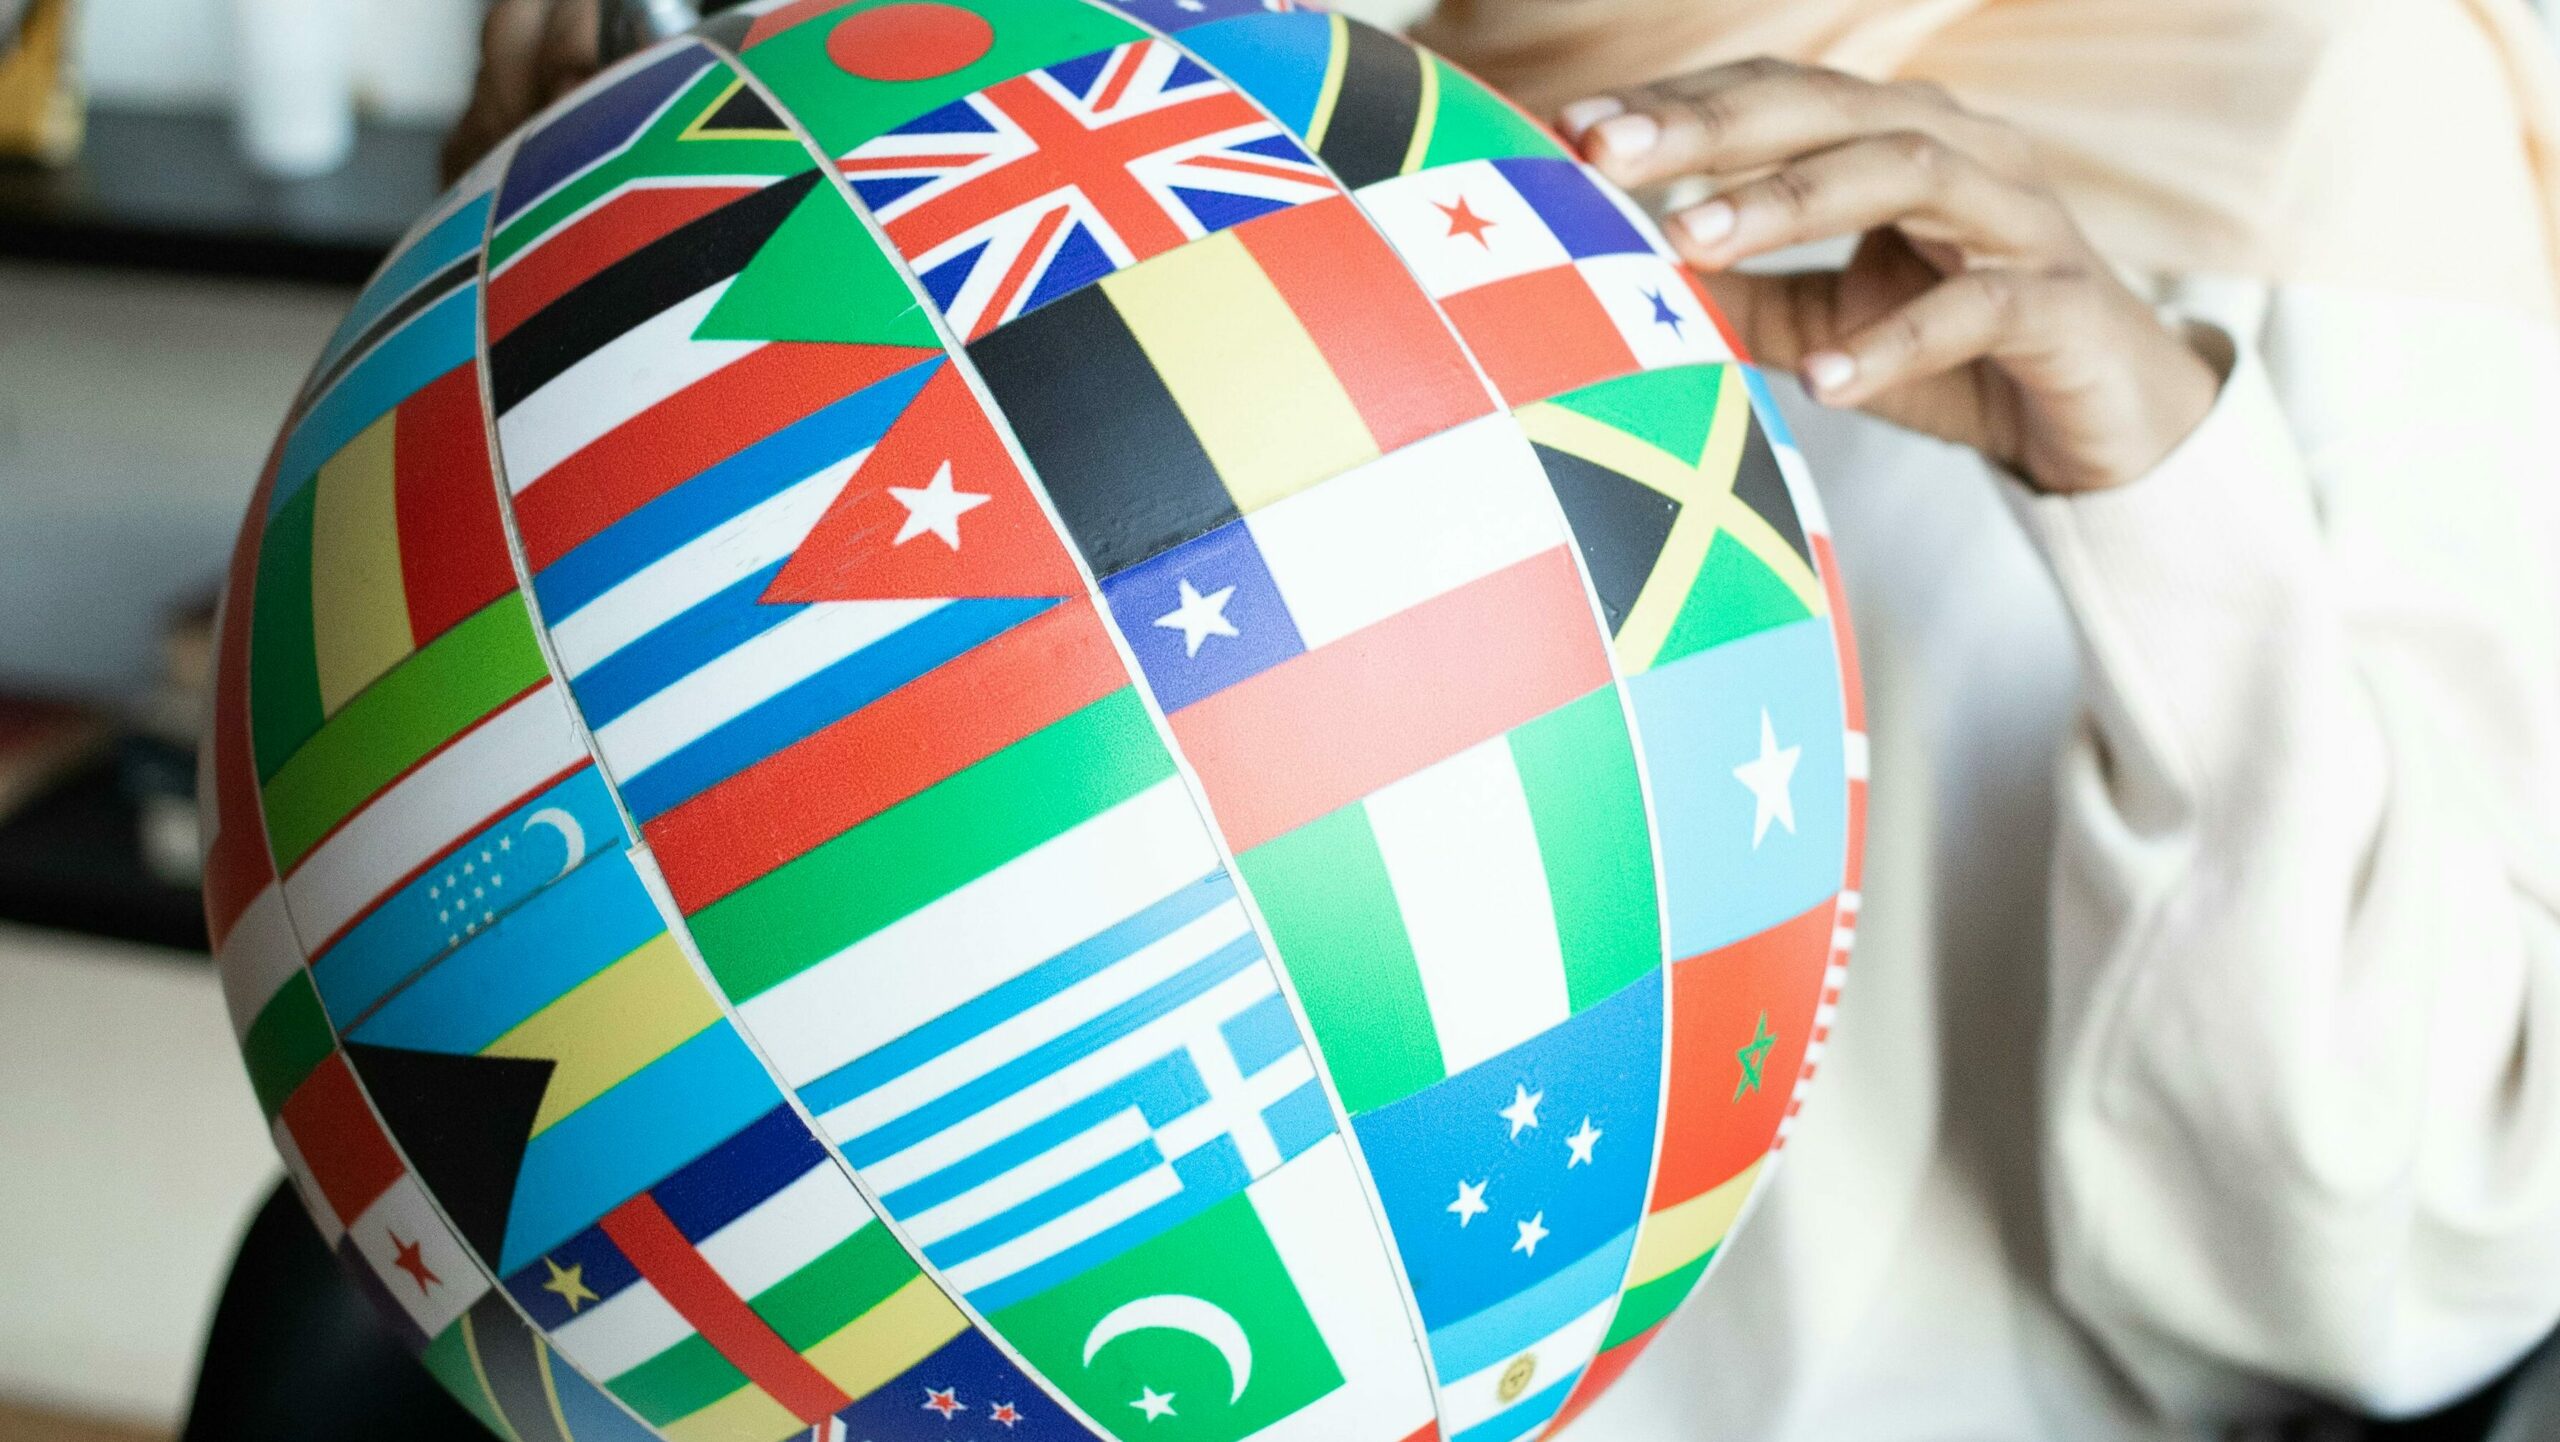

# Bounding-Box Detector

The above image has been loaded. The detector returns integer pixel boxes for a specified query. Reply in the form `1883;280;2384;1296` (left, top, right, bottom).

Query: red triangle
765;363;1085;602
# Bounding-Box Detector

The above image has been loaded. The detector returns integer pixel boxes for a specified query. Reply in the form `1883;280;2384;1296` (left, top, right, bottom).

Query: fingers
442;0;549;183
1663;131;2074;272
535;0;604;108
1560;59;2036;194
1804;266;2077;407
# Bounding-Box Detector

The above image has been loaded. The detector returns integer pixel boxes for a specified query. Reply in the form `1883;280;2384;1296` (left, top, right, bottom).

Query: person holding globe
442;0;2560;1437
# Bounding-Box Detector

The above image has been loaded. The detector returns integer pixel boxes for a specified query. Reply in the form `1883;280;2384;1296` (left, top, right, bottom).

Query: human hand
440;0;603;186
1561;60;2221;494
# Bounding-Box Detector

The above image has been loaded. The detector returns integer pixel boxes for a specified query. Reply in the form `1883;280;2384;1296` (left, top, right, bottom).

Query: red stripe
1089;39;1144;113
1183;153;1326;186
1440;264;1640;408
487;185;759;341
1682;266;1748;365
512;342;931;572
1812;534;1864;731
280;679;550;879
837;152;989;173
308;762;586;958
976;205;1072;341
394;365;517;644
600;1194;850;1423
1548;1321;1667;1434
205;456;281;947
1172;548;1609;854
280;1053;404;1228
648;599;1126;913
1232;198;1491;455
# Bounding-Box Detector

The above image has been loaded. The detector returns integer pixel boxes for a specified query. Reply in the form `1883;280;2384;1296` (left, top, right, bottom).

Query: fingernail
1806;351;1858;399
1677;200;1736;249
1557;96;1625;142
1591;112;1659;160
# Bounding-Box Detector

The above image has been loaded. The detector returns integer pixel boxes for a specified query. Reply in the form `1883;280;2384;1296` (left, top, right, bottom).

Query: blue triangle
1171;185;1292;235
849;174;935;209
1044;50;1112;100
1167;55;1218;90
888;97;995;135
919;240;990;314
1020;223;1121;316
1232;132;1312;163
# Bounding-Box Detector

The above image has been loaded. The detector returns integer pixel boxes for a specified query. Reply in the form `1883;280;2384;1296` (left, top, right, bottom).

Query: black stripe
298;252;479;411
468;1294;570;1442
968;286;1234;578
1534;440;1678;634
489;167;822;413
1729;410;1813;566
1318;19;1426;190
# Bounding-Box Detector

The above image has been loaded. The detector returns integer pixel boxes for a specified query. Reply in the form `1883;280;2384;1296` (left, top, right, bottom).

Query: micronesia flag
795;869;1338;1314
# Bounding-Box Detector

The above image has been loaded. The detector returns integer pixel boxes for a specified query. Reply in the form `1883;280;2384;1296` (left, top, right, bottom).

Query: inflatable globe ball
201;2;1865;1439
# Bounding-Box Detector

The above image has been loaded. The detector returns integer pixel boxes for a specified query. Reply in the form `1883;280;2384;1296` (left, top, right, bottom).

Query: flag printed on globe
201;3;1865;1441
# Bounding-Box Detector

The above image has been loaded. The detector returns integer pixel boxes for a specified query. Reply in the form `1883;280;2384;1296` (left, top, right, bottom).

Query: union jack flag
838;38;1342;340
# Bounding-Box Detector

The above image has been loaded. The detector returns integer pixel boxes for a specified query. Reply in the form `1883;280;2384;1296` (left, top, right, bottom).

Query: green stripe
490;64;809;268
1238;805;1441;1116
250;484;324;783
1657;535;1814;670
691;688;1173;1002
751;1219;917;1349
243;971;335;1120
609;1333;750;1427
423;1317;518;1442
1602;1248;1715;1349
259;593;550;870
1511;687;1663;1013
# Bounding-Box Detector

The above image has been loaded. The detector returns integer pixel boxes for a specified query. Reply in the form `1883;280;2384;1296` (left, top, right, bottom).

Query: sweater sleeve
2016;288;2560;1420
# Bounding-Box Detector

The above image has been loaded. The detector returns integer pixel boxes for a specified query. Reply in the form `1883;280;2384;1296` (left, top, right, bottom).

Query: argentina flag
794;868;1338;1314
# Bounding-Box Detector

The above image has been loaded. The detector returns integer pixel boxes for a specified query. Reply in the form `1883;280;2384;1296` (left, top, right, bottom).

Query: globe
200;3;1864;1440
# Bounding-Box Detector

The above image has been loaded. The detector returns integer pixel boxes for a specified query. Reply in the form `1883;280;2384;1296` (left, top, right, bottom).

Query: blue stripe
345;847;663;1053
534;359;939;621
1219;990;1302;1077
499;1022;780;1274
649;1104;830;1242
569;561;804;723
878;1052;1200;1217
802;873;1234;1115
1452;1370;1585;1442
616;596;1056;819
1428;1227;1635;1380
961;1142;1250;1313
922;1137;1166;1270
822;933;1265;1160
272;285;478;510
1263;1078;1336;1162
314;198;492;379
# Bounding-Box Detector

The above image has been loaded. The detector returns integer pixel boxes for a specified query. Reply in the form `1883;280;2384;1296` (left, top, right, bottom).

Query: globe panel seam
709;18;1447;1441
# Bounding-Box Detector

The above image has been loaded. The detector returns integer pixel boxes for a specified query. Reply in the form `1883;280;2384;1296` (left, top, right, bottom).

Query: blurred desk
0;104;439;284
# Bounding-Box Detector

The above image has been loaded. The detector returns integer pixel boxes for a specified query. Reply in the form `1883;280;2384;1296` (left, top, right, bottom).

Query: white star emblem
1498;1083;1544;1139
1732;708;1802;848
1448;1178;1490;1227
1513;1211;1550;1258
1153;578;1240;658
1177;0;1205;9
1565;1116;1602;1168
1130;1386;1178;1422
888;462;992;549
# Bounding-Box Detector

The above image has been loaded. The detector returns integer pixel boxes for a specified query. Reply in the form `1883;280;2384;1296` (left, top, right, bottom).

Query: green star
1734;1011;1776;1100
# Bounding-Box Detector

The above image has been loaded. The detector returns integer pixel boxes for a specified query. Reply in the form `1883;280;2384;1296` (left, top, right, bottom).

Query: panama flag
991;1136;1436;1442
837;37;1341;339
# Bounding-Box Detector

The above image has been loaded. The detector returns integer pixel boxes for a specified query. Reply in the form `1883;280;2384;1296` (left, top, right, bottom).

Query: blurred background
0;2;2553;1441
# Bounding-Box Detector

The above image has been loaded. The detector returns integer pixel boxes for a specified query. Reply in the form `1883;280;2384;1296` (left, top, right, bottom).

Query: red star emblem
922;1386;965;1419
1435;195;1498;248
388;1232;440;1294
990;1401;1023;1427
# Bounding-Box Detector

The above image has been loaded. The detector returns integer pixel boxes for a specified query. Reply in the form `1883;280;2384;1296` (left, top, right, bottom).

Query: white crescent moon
1081;1294;1253;1404
520;807;586;882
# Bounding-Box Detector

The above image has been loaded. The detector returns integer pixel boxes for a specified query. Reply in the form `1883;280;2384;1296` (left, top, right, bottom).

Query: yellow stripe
460;1311;527;1442
1712;496;1828;618
1629;1158;1763;1286
485;933;721;1134
1103;233;1376;515
659;1382;800;1442
1614;370;1749;670
800;1276;969;1403
1304;14;1352;151
534;1340;575;1442
309;412;414;715
1400;57;1441;176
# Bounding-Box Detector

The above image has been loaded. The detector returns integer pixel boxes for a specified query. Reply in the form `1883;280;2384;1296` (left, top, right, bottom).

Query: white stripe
550;1276;696;1381
547;456;862;674
1365;738;1571;1079
346;1174;490;1339
591;597;945;776
496;283;760;492
217;884;305;1038
1356;161;1568;297
1437;1291;1616;1434
1842;730;1871;781
898;1109;1154;1246
1242;1138;1437;1442
1578;252;1738;371
271;1117;346;1248
698;1163;872;1300
936;1162;1185;1297
1249;415;1562;650
284;685;589;947
737;778;1220;1086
